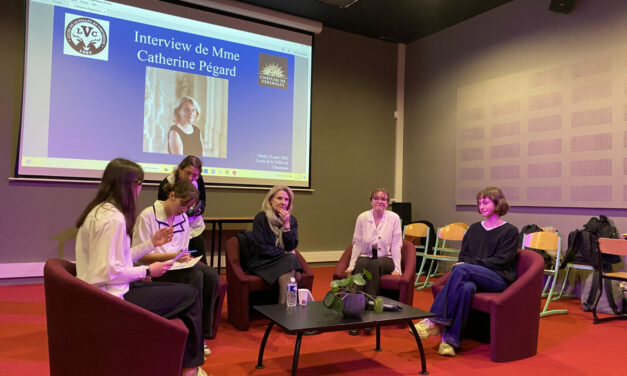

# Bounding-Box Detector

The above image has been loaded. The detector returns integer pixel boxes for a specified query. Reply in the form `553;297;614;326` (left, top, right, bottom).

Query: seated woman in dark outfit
411;186;519;357
248;185;302;304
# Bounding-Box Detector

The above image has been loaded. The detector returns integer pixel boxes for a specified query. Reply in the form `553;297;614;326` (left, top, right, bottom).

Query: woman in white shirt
134;179;220;345
346;188;402;295
75;158;206;376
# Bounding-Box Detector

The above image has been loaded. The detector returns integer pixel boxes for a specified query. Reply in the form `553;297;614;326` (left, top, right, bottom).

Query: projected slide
19;0;312;187
455;47;627;208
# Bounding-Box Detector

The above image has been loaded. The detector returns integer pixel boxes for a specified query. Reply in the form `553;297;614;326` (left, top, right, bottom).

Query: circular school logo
65;17;108;56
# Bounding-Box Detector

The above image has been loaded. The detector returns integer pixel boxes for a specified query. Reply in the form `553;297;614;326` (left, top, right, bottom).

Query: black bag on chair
561;215;622;312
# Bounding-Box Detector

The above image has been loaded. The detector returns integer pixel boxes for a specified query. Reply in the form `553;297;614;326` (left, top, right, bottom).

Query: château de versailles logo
258;53;288;89
63;13;109;61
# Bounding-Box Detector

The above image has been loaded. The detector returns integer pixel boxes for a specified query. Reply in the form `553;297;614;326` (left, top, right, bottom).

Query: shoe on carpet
348;329;361;336
410;319;440;340
438;341;456;357
363;327;374;335
204;343;211;356
196;367;207;376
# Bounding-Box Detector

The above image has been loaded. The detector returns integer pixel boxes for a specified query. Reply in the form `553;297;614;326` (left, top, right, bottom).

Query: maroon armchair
333;239;417;306
431;249;544;362
225;231;315;331
44;258;187;376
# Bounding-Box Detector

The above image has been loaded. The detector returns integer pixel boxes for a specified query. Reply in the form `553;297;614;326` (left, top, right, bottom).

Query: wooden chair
403;223;432;289
592;238;627;323
556;263;594;299
333;239;417;306
449;222;469;230
225;231;315;331
420;223;467;289
522;231;568;317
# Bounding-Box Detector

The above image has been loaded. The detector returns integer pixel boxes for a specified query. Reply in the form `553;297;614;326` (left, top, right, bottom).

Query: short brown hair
369;188;390;201
476;187;509;216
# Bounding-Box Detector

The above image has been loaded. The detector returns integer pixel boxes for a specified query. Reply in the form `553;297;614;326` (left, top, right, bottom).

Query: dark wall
0;1;397;268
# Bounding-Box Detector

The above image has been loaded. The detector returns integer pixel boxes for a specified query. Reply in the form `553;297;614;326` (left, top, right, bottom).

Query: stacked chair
592;238;627;323
521;230;568;317
403;222;432;289
418;222;467;289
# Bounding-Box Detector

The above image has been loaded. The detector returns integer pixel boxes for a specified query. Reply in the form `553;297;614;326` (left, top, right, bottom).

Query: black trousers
188;233;206;265
125;281;204;368
354;256;395;296
153;263;220;338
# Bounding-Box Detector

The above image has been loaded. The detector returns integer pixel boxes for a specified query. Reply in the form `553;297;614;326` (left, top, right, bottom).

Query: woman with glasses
158;155;207;264
168;96;203;156
346;188;402;296
134;179;220;353
75;158;206;376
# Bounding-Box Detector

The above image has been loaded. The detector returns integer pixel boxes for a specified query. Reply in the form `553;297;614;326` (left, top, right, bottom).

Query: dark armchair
332;239;417;306
431;249;544;362
225;231;315;331
44;258;188;376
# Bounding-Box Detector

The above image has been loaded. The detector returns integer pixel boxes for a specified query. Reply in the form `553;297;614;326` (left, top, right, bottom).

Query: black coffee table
253;298;433;375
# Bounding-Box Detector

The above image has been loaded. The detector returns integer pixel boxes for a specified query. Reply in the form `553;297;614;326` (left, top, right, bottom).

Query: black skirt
248;252;302;285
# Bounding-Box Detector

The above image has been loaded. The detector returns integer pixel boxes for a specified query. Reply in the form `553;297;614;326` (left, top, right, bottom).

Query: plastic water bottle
286;277;297;307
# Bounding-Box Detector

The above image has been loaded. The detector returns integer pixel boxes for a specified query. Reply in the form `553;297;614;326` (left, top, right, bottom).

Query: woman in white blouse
346;188;402;296
75;158;206;376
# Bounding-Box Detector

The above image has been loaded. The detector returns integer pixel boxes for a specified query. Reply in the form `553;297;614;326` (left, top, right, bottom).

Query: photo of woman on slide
143;67;228;158
169;96;204;156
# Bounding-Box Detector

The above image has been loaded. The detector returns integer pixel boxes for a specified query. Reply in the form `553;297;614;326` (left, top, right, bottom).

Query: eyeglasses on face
372;196;388;202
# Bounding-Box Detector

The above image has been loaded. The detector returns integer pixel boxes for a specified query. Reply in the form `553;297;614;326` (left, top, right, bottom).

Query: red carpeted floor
0;266;625;376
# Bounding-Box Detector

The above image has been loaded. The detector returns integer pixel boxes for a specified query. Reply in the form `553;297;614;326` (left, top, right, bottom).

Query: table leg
408;320;429;375
256;321;275;369
209;221;216;268
374;326;381;352
291;332;304;376
217;221;223;274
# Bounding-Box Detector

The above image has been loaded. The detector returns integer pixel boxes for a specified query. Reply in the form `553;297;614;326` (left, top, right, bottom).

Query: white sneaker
196;367;207;376
204;343;211;356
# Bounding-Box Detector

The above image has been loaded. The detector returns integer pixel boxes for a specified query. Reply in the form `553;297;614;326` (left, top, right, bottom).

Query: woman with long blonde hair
247;185;302;304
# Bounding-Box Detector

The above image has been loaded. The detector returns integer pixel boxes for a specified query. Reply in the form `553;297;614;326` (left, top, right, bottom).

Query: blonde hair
261;185;294;212
173;96;201;123
476;186;509;216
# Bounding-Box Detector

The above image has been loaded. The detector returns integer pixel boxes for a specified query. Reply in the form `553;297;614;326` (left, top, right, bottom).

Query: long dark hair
76;158;144;235
174;155;202;183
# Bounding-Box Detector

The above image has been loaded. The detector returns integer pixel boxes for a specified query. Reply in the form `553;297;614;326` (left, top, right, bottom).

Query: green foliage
322;269;381;314
373;296;384;313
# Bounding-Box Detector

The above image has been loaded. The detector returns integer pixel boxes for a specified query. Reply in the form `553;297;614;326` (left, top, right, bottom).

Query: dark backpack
561;216;622;314
562;215;620;268
518;224;552;269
